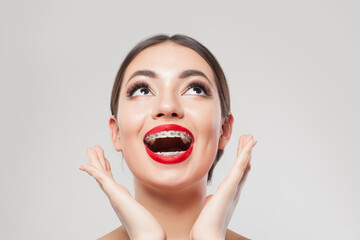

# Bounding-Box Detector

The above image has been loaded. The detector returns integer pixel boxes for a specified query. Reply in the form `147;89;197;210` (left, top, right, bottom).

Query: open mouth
143;124;194;164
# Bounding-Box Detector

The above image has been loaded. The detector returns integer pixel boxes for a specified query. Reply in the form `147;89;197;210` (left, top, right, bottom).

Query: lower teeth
156;151;185;156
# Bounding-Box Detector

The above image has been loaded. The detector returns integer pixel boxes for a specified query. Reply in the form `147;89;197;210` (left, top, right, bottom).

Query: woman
80;34;257;240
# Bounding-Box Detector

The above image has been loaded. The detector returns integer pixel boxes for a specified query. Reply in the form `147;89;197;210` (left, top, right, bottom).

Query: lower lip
145;145;193;164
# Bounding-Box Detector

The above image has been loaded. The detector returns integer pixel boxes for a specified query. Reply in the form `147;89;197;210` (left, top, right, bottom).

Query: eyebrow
179;69;212;85
125;69;212;86
126;70;157;86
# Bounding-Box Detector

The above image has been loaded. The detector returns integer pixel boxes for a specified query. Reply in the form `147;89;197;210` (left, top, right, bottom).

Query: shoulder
97;226;129;240
226;228;251;240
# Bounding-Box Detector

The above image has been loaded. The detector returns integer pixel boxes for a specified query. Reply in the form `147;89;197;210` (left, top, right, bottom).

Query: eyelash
184;81;212;96
126;81;212;97
126;81;151;97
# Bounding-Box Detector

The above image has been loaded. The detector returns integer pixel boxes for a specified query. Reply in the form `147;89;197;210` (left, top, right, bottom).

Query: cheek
185;98;223;139
117;100;150;177
185;98;223;169
117;99;151;148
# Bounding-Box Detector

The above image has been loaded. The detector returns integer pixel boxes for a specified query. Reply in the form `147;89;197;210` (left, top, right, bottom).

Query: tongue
161;146;184;152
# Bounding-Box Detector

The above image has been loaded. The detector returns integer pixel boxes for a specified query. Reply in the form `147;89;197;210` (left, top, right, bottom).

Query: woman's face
110;42;232;191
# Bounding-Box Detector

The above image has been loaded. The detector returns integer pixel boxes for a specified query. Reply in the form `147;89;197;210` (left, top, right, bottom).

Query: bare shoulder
226;228;251;240
97;226;129;240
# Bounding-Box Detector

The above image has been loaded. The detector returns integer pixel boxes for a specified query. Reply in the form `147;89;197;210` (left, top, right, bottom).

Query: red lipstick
144;124;194;164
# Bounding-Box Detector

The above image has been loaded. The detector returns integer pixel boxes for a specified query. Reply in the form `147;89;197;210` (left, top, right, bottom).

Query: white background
0;0;359;239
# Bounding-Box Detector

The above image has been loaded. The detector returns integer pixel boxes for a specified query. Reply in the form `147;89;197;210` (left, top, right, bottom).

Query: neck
134;177;208;239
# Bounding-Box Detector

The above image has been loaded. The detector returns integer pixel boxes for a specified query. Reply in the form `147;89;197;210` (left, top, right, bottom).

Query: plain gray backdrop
1;0;359;239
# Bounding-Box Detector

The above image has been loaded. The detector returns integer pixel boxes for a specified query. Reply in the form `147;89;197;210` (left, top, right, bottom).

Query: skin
80;42;257;240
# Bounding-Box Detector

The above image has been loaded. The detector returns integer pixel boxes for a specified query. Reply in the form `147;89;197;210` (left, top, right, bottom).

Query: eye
127;82;154;97
132;87;152;97
183;81;211;96
186;87;206;95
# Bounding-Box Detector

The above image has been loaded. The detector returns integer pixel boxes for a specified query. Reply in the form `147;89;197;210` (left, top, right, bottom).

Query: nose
151;92;184;119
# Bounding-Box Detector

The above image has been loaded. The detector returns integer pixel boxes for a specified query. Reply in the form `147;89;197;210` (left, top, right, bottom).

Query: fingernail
79;166;85;171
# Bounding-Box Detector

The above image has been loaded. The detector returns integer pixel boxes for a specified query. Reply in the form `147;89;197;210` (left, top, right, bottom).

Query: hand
80;145;166;240
190;135;257;240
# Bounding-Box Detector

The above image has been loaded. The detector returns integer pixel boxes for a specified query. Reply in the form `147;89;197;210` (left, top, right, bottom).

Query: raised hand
79;145;166;240
190;135;257;240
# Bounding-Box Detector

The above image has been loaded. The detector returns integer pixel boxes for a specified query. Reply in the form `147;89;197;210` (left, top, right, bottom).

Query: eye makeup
184;80;212;96
126;80;212;98
126;81;152;97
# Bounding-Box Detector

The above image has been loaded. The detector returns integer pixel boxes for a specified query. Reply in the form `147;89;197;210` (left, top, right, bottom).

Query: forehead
123;42;215;81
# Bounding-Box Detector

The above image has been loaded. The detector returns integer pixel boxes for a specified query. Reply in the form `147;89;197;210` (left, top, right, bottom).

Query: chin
134;168;208;193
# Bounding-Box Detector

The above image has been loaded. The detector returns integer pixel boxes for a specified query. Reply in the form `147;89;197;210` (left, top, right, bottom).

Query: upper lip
144;124;194;142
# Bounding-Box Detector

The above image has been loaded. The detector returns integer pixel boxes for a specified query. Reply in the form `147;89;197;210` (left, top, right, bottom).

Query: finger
105;156;113;178
228;137;256;186
93;145;114;177
236;135;245;157
80;164;118;198
234;161;251;202
79;164;107;185
236;137;256;172
97;148;114;178
236;135;253;158
86;147;104;170
94;145;107;170
213;137;254;196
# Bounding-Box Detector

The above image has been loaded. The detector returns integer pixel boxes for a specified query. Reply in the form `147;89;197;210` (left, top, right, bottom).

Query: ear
109;115;122;152
218;113;234;150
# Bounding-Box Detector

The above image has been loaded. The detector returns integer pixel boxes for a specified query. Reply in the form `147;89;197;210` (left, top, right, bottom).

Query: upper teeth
144;131;192;145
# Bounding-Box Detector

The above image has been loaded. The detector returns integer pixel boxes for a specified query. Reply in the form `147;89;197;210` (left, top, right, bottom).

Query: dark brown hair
110;34;230;184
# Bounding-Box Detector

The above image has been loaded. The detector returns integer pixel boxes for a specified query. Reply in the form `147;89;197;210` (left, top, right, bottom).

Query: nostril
156;112;179;118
